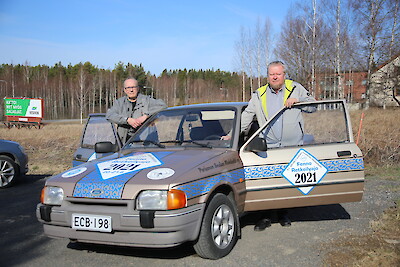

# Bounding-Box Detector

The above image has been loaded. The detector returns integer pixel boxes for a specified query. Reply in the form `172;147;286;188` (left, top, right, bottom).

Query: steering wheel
204;135;221;140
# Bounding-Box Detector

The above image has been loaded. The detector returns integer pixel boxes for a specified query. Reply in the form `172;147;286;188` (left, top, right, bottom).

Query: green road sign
4;98;43;118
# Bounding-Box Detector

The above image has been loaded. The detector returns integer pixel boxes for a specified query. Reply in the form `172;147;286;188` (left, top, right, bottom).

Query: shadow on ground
67;241;197;259
0;174;51;266
66;203;350;259
241;204;351;228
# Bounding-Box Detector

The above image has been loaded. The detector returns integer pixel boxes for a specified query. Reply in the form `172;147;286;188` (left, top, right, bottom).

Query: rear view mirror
95;142;119;153
185;114;199;122
246;137;267;152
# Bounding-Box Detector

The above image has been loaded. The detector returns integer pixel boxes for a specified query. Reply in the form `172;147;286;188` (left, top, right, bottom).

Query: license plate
72;214;112;232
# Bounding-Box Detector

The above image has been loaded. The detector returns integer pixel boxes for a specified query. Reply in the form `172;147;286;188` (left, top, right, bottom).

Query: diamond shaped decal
282;149;328;195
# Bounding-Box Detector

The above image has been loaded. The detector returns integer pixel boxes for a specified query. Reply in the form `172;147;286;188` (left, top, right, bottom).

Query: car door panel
239;100;364;211
73;114;121;166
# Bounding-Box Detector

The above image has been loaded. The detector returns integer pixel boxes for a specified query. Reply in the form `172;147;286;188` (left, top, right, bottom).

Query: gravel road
0;175;398;266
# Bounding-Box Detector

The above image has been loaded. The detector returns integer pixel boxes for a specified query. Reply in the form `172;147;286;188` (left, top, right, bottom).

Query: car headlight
41;186;64;205
137;189;187;210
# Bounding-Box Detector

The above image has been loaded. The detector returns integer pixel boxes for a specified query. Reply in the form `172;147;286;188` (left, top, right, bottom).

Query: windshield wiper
130;140;165;148
159;140;213;148
159;140;182;144
180;140;213;148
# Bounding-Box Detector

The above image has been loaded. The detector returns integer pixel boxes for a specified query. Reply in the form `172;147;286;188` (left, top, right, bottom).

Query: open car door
240;100;364;211
72;114;122;166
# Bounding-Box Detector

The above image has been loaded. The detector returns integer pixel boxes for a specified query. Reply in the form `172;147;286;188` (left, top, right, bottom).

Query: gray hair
267;61;286;74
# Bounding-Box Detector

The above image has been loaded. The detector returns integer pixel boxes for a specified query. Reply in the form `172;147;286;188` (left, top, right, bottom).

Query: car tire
193;193;239;259
0;155;19;188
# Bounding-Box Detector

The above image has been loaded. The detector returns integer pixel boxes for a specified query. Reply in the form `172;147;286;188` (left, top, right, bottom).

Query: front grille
65;197;133;208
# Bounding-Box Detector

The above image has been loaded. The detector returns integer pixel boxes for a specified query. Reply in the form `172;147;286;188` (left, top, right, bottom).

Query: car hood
47;149;239;199
0;139;18;145
0;139;19;150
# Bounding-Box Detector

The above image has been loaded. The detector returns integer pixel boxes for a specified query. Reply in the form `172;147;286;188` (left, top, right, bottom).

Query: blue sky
0;0;294;75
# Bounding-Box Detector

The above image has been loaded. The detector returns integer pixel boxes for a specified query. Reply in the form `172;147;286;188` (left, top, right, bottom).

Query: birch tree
350;0;397;107
387;0;399;59
276;0;335;96
235;26;249;101
310;0;317;94
254;18;264;88
323;0;351;99
263;18;272;80
77;64;87;123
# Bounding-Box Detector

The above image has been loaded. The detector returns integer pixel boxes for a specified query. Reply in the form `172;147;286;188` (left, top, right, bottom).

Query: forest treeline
0;62;255;120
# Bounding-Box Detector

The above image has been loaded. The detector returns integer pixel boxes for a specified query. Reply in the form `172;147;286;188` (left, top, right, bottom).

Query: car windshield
124;107;236;149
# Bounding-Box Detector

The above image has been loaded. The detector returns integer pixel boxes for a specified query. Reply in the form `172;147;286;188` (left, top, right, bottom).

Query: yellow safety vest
257;79;294;118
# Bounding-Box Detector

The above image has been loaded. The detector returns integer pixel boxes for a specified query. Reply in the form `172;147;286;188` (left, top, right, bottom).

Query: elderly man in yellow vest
241;61;316;148
242;61;316;230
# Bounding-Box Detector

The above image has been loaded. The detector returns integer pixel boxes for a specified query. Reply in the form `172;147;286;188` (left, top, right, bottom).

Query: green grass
365;165;400;181
323;205;399;267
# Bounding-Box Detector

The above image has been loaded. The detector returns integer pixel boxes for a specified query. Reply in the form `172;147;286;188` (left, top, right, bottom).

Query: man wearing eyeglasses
106;78;167;143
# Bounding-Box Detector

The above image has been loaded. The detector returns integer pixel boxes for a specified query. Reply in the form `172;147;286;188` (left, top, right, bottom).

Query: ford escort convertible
37;100;364;259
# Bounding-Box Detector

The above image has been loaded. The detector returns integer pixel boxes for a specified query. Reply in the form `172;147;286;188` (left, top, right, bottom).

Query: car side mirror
95;142;119;153
246;137;267;152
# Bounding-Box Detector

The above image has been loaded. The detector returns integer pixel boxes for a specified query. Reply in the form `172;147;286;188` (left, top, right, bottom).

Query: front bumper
19;152;29;175
36;198;205;248
22;162;29;175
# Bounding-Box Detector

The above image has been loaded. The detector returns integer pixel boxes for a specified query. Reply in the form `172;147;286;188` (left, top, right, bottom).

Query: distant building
369;53;400;108
314;71;368;108
313;53;400;109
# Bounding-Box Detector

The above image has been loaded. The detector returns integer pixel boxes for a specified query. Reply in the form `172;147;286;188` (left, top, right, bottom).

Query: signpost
3;97;44;128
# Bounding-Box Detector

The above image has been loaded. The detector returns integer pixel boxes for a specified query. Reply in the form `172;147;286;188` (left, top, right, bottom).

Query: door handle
75;154;82;159
337;150;351;157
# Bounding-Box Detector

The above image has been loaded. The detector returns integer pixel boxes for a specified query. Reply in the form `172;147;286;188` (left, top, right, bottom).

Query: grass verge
323;165;400;267
323;204;399;267
0;123;83;175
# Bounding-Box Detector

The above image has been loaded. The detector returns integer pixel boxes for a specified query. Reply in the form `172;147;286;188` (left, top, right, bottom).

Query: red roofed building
313;53;400;108
314;71;367;106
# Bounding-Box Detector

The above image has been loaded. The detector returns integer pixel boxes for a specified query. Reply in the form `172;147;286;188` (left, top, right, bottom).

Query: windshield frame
122;105;240;150
240;99;351;152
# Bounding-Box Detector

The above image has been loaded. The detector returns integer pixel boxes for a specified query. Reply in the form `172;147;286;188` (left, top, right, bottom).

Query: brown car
37;100;364;259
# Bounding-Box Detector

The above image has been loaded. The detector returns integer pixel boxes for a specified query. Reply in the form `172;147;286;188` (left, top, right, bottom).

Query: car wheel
0;155;19;188
194;193;239;259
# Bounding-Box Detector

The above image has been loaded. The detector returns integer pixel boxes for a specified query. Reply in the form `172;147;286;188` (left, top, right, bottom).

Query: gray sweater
106;93;167;143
